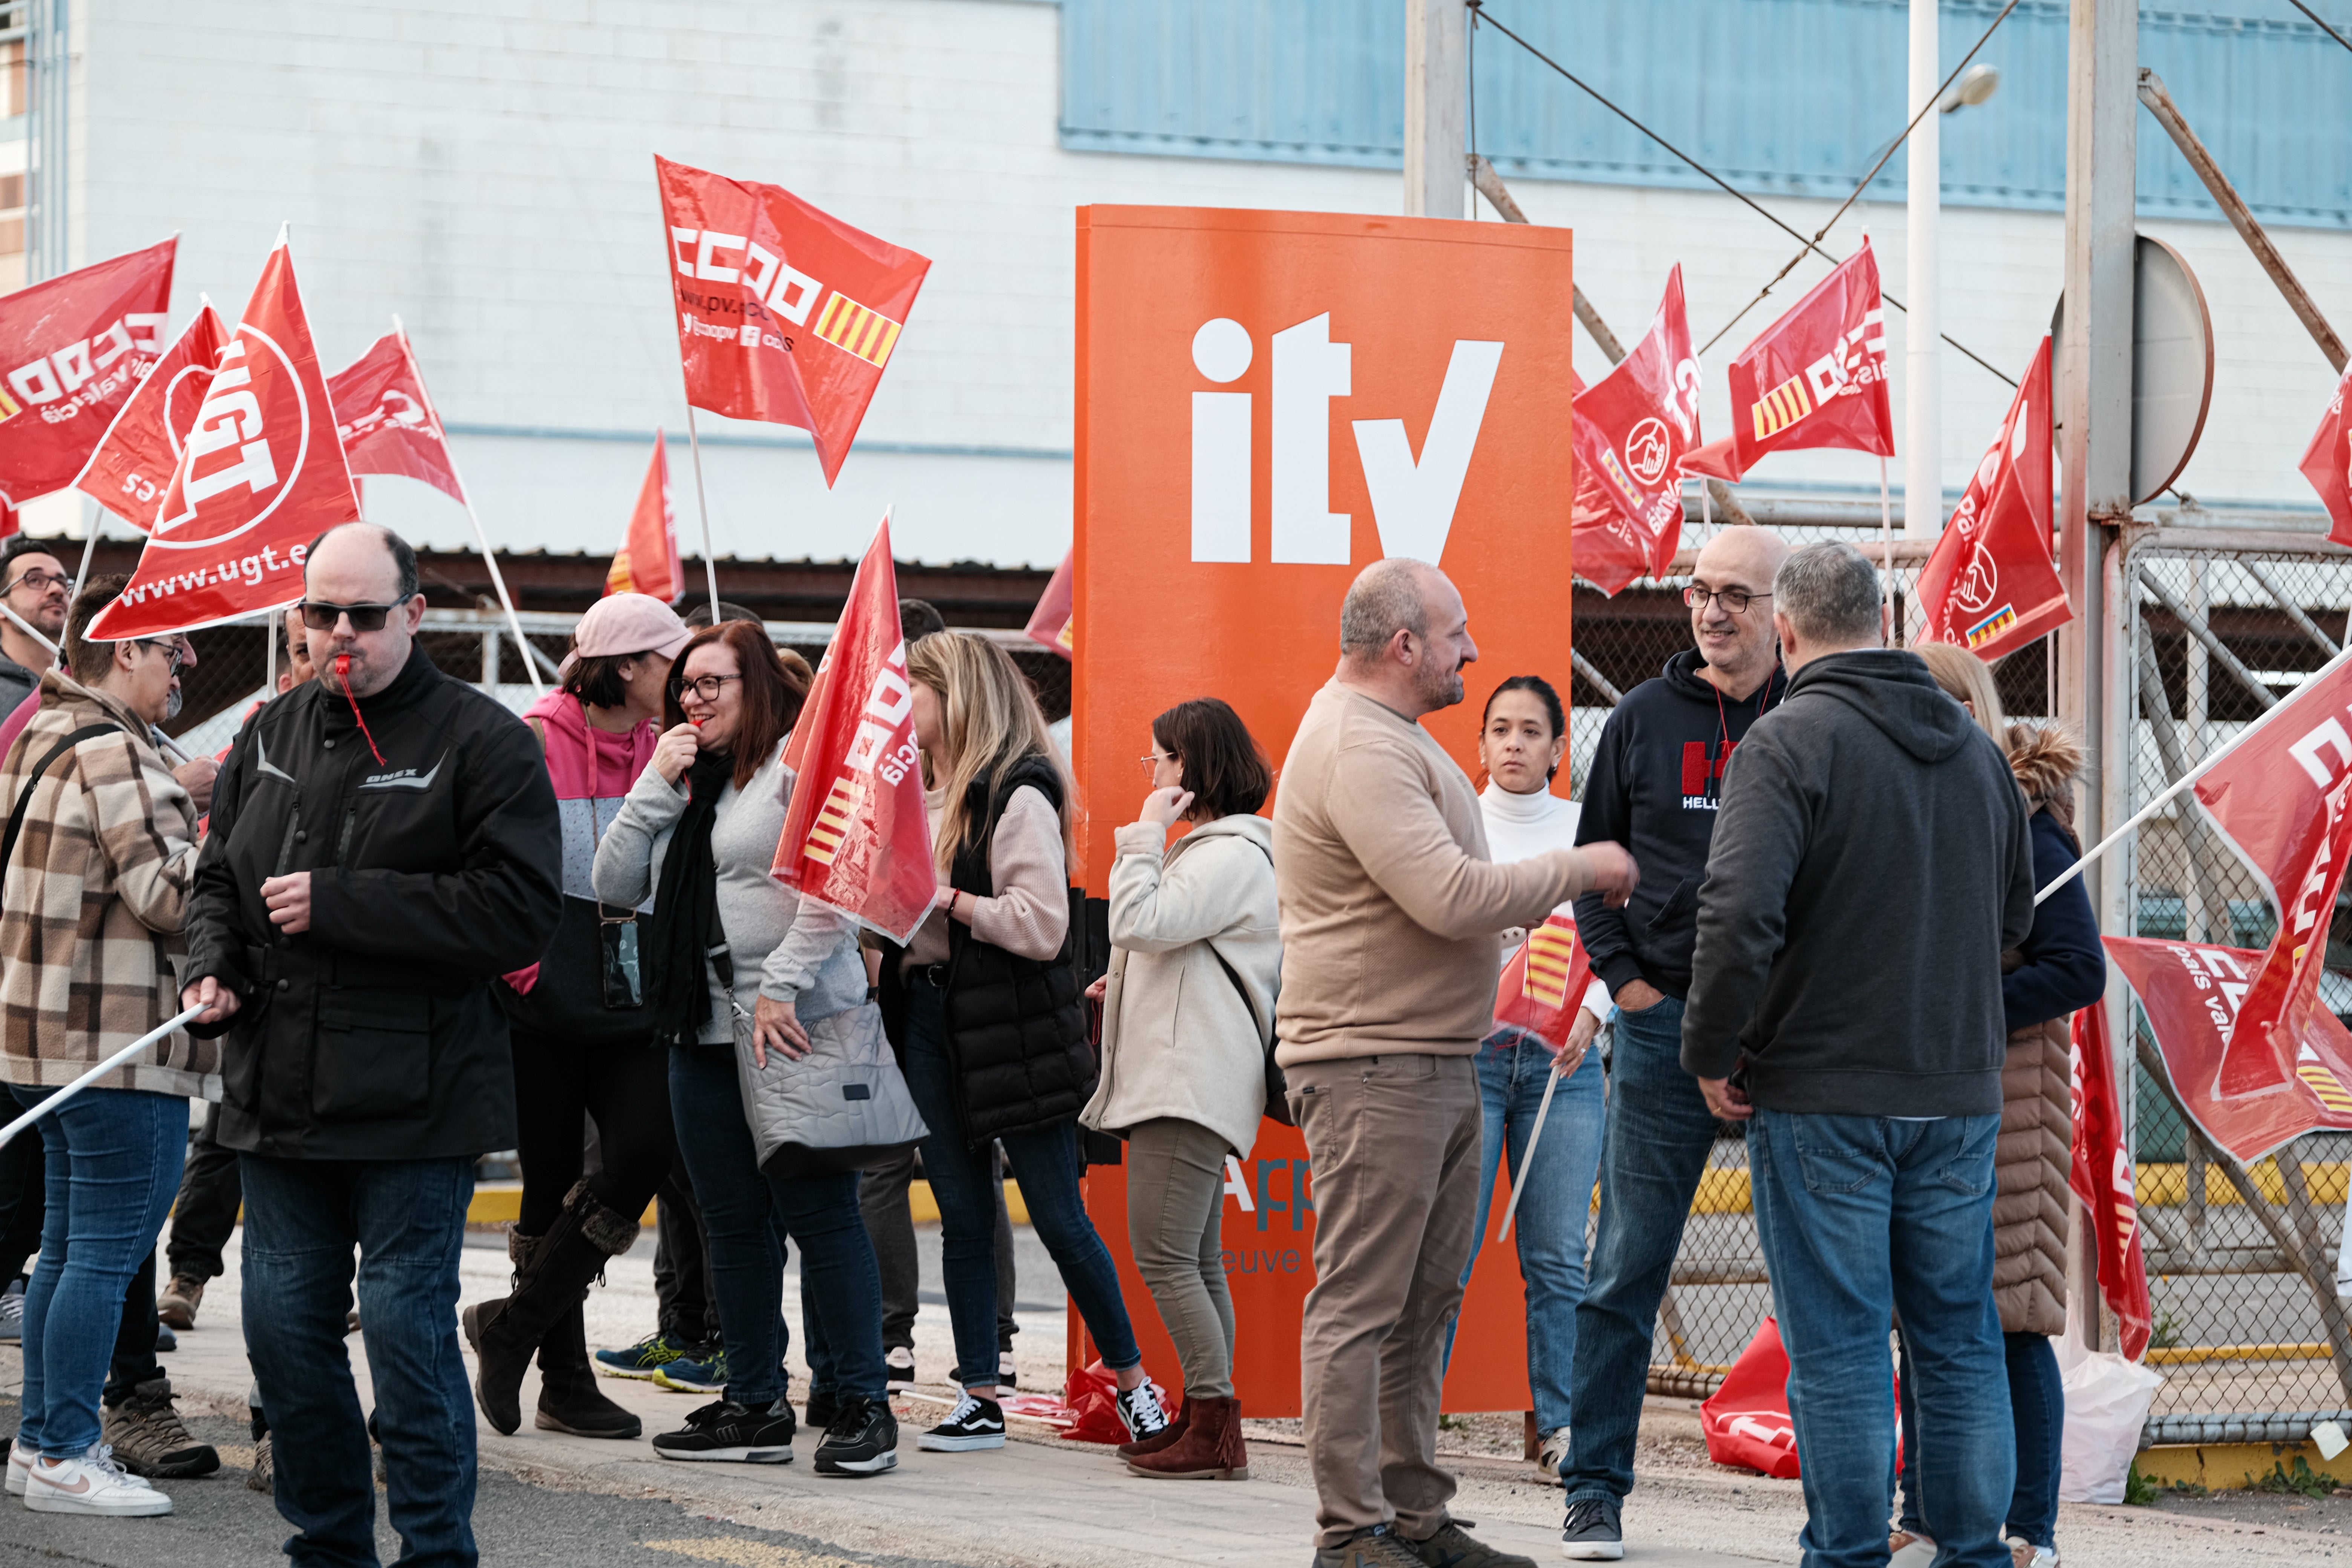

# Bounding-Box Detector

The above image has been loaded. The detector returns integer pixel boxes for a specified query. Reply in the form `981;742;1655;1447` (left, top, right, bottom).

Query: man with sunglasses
1559;525;1793;1561
178;521;561;1566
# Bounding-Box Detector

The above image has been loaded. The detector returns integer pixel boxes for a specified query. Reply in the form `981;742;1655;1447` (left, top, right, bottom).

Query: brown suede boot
533;1301;641;1439
464;1181;642;1435
1126;1393;1246;1480
1116;1393;1190;1459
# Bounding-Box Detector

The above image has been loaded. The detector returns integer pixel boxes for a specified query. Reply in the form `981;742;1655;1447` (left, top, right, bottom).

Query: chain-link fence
1576;509;2352;1444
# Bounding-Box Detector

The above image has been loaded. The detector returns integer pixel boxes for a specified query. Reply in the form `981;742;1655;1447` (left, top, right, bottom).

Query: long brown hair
663;620;808;789
906;631;1075;872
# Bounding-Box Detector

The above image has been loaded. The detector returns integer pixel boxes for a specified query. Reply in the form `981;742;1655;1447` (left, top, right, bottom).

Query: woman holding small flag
1454;675;1615;1482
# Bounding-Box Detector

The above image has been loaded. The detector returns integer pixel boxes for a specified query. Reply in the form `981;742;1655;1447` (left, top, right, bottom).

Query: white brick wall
49;0;2350;568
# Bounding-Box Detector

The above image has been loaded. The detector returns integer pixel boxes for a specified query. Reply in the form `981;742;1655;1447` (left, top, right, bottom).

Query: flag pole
0;1004;206;1150
69;505;103;607
265;610;277;694
1496;1059;1562;1244
683;407;721;620
2038;639;2352;905
1;602;55;659
390;318;541;697
1878;455;1896;643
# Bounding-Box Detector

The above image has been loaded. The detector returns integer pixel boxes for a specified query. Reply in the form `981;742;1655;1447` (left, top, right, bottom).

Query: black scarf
647;749;734;1045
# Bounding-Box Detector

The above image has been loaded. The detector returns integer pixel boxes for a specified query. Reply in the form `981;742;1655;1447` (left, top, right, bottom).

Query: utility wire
1469;2;2017;387
2288;0;2352;57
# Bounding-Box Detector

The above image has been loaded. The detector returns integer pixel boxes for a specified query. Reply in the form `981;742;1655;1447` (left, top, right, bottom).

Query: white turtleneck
1481;780;1612;1023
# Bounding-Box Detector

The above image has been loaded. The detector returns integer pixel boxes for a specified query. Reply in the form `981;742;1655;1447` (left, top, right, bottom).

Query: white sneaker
1887;1532;1938;1568
2011;1546;2060;1568
1537;1426;1570;1479
23;1444;172;1515
885;1346;915;1390
4;1438;30;1497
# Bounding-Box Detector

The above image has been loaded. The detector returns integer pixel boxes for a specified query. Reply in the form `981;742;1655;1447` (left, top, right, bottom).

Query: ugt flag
2069;1001;2154;1360
1570;265;1703;595
605;432;682;603
1727;238;1895;476
1916;337;2069;659
1493;913;1597;1053
0;237;177;513
88;231;361;640
71;300;227;528
329;323;464;505
2299;360;2352;550
771;514;936;942
656;156;932;487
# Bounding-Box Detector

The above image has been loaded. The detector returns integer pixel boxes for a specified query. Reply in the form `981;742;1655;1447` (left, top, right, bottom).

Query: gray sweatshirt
591;736;868;1041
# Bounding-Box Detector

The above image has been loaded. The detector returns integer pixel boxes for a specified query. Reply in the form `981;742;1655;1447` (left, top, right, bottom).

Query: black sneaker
884;1347;915;1390
813;1395;899;1477
651;1398;796;1464
1114;1378;1170;1442
804;1386;841;1432
914;1392;1005;1452
1560;1495;1624;1561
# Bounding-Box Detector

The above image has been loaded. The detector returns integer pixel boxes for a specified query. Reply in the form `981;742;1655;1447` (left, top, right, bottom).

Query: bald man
1559;526;1792;1560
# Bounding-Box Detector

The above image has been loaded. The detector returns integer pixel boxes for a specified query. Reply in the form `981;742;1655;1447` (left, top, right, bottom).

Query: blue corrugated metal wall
1058;1;2352;229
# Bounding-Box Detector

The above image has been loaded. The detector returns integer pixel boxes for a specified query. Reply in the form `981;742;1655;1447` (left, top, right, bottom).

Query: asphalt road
0;1401;979;1568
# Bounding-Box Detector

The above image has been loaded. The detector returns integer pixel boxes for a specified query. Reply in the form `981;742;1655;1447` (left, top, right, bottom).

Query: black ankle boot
464;1181;640;1436
534;1300;640;1439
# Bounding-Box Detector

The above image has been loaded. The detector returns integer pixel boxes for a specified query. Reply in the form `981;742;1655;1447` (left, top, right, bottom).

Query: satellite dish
2050;234;2215;505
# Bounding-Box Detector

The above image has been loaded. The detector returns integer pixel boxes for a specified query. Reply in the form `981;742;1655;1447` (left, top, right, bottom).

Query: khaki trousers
1289;1051;1482;1548
1125;1117;1237;1398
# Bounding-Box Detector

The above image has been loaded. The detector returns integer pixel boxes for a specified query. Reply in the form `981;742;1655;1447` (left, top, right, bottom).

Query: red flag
329;325;464;505
1727;239;1894;475
70;300;227;528
1570;267;1703;596
2068;1001;2155;1361
2299;362;2352;549
1492;913;1595;1052
1678;435;1744;484
605;433;681;603
1024;550;1073;658
656;156;932;487
0;237;177;509
87;233;361;640
1916;337;2070;659
770;515;936;942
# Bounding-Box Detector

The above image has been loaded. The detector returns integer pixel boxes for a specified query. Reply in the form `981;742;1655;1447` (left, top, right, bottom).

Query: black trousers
0;1130;41;1285
859;1145;1018;1355
652;1153;722;1346
509;1029;675;1235
164;1102;242;1282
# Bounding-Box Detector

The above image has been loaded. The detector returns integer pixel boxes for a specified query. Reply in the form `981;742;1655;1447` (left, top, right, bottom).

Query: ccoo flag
0;237;178;515
1570;265;1703;595
329;323;465;505
770;514;936;942
1024;549;1073;658
1492;913;1597;1053
656;156;932;487
605;433;682;603
1727;238;1895;477
1916;337;2069;660
87;231;361;640
71;300;228;529
2068;1001;2155;1360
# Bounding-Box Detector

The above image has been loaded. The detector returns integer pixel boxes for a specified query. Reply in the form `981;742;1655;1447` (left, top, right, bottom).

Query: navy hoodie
1573;647;1791;1002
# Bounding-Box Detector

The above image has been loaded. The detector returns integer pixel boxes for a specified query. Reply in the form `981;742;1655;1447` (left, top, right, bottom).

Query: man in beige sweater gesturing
1276;558;1638;1568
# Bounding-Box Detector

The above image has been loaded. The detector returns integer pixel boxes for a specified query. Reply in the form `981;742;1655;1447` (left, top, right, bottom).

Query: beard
164;684;184;722
1416;659;1466;711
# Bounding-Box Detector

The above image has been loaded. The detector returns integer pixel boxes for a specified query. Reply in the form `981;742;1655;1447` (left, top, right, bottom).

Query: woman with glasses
593;619;900;1475
880;632;1170;1456
465;594;691;1443
1079;697;1277;1481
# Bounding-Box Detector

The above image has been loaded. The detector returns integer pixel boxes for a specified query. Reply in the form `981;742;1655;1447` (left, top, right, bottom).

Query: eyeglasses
674;673;743;703
1683;586;1772;616
135;638;189;672
299;600;404;632
1138;750;1177;776
3;569;67;597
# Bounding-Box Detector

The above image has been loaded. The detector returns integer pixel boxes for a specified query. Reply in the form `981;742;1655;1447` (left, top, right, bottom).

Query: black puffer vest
880;755;1092;1145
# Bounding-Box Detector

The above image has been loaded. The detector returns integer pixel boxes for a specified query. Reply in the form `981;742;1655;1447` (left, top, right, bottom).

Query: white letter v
1351;340;1503;565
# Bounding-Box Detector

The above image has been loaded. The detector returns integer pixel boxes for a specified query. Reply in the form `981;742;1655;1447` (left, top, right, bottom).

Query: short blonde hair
1916;642;2006;744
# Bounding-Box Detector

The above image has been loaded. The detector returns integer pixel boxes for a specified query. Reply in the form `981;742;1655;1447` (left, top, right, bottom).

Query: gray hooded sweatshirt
1679;649;2034;1118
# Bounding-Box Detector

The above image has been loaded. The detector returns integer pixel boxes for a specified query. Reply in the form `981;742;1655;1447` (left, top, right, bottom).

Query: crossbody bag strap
0;723;123;874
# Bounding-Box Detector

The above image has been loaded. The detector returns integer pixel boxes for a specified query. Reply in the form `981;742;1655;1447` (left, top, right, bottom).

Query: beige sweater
902;783;1068;969
1271;680;1591;1064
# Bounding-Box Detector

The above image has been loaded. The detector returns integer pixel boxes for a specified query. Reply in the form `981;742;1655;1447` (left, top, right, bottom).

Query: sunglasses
299;600;404;632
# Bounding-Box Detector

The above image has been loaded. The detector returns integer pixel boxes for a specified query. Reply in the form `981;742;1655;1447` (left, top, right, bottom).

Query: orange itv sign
1072;207;1579;1417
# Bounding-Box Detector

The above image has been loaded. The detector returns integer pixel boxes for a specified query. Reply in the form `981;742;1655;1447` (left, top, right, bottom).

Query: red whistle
334;654;352;677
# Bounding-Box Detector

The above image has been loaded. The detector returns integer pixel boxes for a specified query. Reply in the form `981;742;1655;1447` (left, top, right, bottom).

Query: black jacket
184;643;563;1160
1679;650;2034;1117
879;756;1093;1145
1574;648;1790;1001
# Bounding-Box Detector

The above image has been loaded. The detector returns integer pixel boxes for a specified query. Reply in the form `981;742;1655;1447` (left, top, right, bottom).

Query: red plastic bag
1055;1359;1131;1445
1700;1318;1802;1479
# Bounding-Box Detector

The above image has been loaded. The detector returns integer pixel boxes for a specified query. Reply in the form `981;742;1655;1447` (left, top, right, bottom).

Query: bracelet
948;889;962;919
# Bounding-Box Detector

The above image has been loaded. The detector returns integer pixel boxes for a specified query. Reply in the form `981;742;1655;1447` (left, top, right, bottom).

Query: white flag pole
390;318;541;697
0;602;55;659
1496;1060;1561;1245
683;407;721;621
2037;639;2352;905
0;1004;206;1150
69;506;103;608
1878;455;1895;640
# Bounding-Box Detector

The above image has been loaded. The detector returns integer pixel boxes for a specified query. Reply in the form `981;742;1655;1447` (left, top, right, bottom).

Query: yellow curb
461;1179;1028;1228
2133;1440;2352;1491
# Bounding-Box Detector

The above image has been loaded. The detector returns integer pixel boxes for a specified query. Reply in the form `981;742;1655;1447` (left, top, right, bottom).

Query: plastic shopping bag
1699;1317;1804;1479
2056;1329;2163;1503
1055;1359;1134;1445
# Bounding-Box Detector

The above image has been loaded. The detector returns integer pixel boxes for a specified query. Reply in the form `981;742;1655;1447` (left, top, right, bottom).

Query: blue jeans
1446;1028;1605;1435
6;1083;184;1460
902;983;1139;1389
1898;1330;2063;1551
667;1041;885;1407
1562;994;1717;1503
240;1153;478;1568
1749;1109;2012;1568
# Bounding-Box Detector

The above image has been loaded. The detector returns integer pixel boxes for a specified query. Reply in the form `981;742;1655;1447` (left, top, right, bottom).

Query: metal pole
2137;69;2346;374
682;409;723;622
1403;0;1467;219
1905;0;1942;540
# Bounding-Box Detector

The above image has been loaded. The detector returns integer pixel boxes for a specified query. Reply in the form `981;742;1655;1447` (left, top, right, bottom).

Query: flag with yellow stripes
1493;913;1595;1054
813;292;905;370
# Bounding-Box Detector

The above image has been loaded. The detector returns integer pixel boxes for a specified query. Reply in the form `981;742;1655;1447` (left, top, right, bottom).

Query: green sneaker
593;1331;691;1382
653;1346;727;1394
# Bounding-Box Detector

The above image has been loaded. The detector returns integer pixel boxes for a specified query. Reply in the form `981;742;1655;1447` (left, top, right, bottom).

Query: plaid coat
0;670;216;1098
